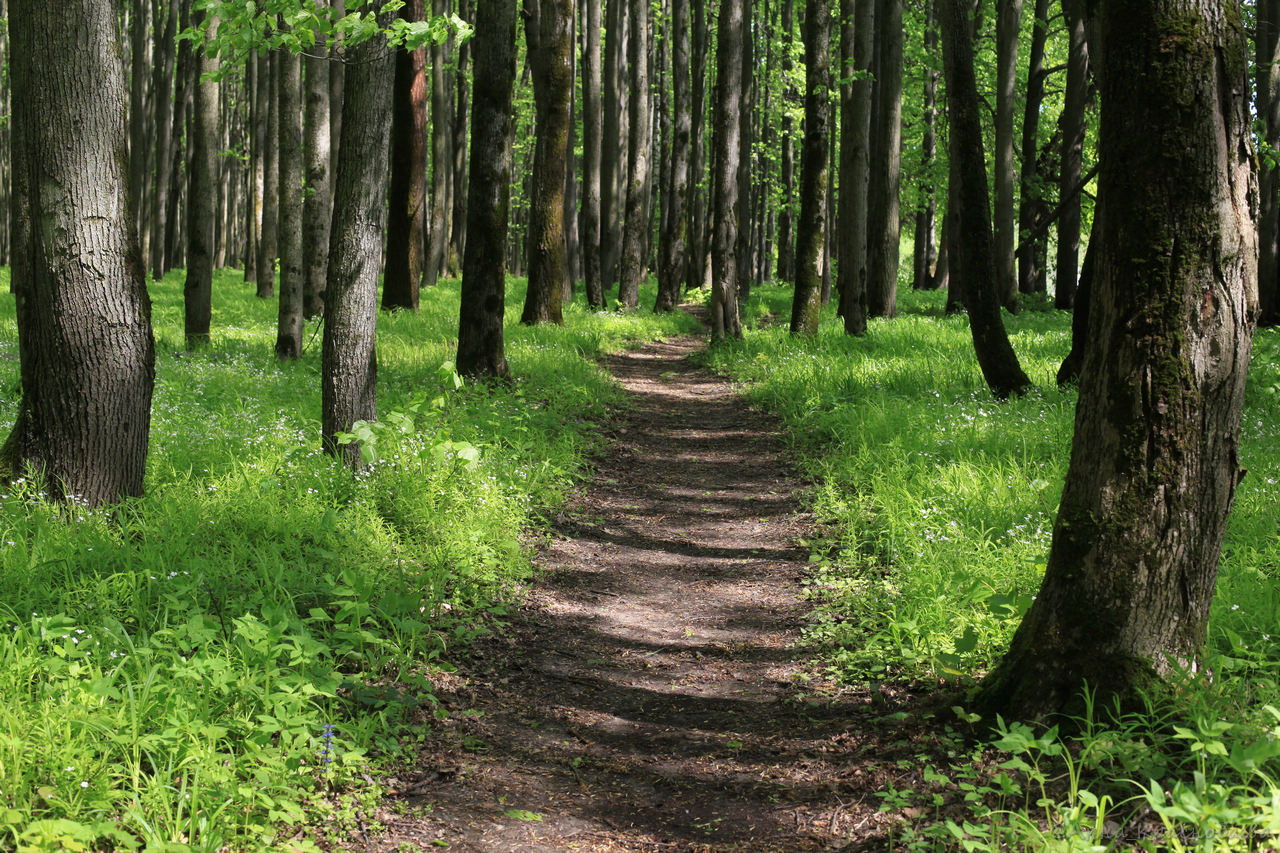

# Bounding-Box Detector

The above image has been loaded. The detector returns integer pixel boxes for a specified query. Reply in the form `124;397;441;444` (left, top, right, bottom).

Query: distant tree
303;18;333;320
837;0;874;333
456;0;517;377
448;0;471;277
151;0;179;280
1054;0;1089;309
2;0;156;506
322;13;396;466
600;0;628;292
1015;0;1050;295
1258;0;1280;326
775;0;796;285
617;0;651;310
382;0;427;312
521;0;573;325
186;11;221;348
655;0;690;312
866;0;903;319
975;0;1256;721
424;0;451;290
256;50;279;298
939;0;1030;399
993;0;1021;309
789;0;830;336
580;0;604;308
710;0;744;341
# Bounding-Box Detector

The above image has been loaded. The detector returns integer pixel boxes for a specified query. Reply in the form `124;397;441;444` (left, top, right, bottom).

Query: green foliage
0;268;692;851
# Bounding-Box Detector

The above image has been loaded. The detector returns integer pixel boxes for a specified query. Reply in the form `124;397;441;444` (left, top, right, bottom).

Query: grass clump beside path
0;268;698;853
706;284;1280;848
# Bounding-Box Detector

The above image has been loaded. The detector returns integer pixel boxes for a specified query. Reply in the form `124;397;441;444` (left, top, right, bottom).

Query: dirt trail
365;332;910;851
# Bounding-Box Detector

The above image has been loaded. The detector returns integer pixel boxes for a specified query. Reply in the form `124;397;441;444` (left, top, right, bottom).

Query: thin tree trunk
128;0;149;249
939;0;1031;399
838;0;874;332
911;0;938;291
275;48;304;360
322;11;396;467
383;0;427;311
1258;0;1280;326
448;0;471;276
685;0;710;291
600;0;628;292
655;0;690;311
563;13;580;299
457;0;517;378
304;17;333;320
3;0;155;506
164;0;192;274
1016;0;1050;294
425;0;451;290
581;0;604;307
975;0;1256;721
521;0;573;324
617;0;650;309
150;0;177;280
710;0;744;341
185;12;220;348
1055;0;1089;309
790;0;830;334
775;0;796;285
993;0;1022;309
257;50;279;298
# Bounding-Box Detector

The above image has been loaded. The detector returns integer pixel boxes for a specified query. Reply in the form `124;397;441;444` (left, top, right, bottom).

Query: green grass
707;283;1280;848
0;268;698;852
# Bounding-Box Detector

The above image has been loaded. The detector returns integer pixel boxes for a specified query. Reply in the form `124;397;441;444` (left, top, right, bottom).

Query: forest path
364;330;901;851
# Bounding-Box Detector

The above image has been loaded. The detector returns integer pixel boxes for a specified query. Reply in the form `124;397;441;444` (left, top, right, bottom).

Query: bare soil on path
363;330;930;851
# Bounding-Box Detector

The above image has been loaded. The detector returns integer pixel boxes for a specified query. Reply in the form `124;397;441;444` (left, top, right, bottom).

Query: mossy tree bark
185;12;219;349
382;0;427;312
456;0;517;378
789;0;830;336
939;0;1031;400
521;0;572;325
3;0;156;506
710;0;744;342
974;0;1257;722
322;14;395;467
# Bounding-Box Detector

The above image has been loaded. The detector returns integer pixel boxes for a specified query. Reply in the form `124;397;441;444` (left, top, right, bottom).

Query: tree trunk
580;0;604;308
563;15;580;299
275;48;305;360
1016;0;1050;294
775;0;796;285
993;0;1022;309
736;7;756;303
164;0;193;275
257;50;279;298
322;12;395;467
448;0;471;277
600;0;628;292
1056;228;1095;386
910;0;938;291
330;0;345;172
685;0;711;292
185;13;220;349
789;0;830;335
617;0;651;309
866;0;902;318
655;0;690;311
521;0;572;324
150;0;177;280
838;0;873;332
3;0;155;506
457;0;517;378
304;19;333;320
939;0;1031;400
975;0;1256;721
1258;0;1280;326
1055;0;1089;309
425;0;452;290
710;0;744;341
383;0;427;311
128;0;149;251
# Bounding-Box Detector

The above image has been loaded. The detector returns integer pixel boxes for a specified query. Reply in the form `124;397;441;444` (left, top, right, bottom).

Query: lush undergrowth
709;284;1280;850
0;269;698;852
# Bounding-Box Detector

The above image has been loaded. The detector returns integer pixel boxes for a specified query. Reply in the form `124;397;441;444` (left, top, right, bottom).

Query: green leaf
503;809;543;822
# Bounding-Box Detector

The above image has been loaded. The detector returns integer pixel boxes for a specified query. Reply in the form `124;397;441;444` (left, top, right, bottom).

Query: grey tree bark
1015;0;1050;295
2;0;156;506
304;17;333;320
275;47;305;360
789;0;830;335
993;0;1022;309
976;0;1256;721
617;0;651;309
1055;0;1089;309
257;50;279;299
710;0;744;341
425;0;451;290
580;0;604;308
150;0;177;280
655;0;690;312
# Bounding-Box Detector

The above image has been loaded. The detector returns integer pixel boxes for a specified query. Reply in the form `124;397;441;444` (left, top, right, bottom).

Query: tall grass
0;268;698;852
707;283;1280;847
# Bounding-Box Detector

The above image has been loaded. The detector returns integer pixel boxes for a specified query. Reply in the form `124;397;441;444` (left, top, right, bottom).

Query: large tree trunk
710;0;744;341
304;22;333;320
617;0;651;310
521;0;572;325
1016;0;1050;294
1258;0;1280;326
654;0;690;312
580;0;604;308
1054;0;1089;309
185;13;220;349
838;0;874;333
3;0;155;506
256;50;279;299
150;0;177;280
939;0;1031;400
382;0;428;311
457;0;517;378
993;0;1021;309
322;12;395;467
789;0;830;335
275;48;305;360
866;0;903;318
975;0;1256;721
